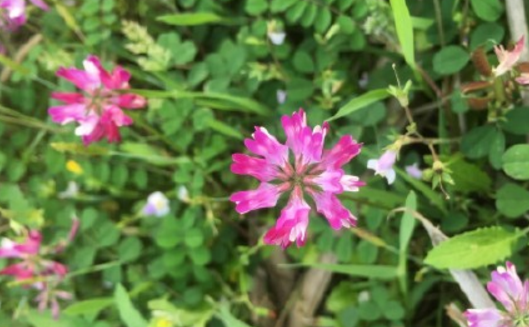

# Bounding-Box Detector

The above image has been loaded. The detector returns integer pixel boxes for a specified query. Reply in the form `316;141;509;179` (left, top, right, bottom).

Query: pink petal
494;36;525;77
319;135;362;170
244;127;289;167
263;188;310;249
305;169;344;193
340;175;365;192
56;67;100;91
487;262;525;312
231;153;281;182
48;104;88;124
0;263;34;280
309;190;357;230
114;93;147;109
464;308;504;327
51;92;85;104
29;0;48;10
103;66;132;89
230;183;286;214
0;238;22;258
13;230;41;255
281;108;328;165
516;73;529;85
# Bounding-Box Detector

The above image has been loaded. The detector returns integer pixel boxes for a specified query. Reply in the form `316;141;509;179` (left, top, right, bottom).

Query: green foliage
496;183;529;218
433;46;470;75
502;144;529;180
425;227;522;269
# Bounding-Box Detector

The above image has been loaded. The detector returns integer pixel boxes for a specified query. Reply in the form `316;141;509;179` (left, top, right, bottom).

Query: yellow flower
155;318;173;327
66;160;83;175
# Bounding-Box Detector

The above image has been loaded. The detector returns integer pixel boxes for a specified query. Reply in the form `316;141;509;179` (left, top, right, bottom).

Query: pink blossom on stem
230;108;364;248
367;149;397;184
0;0;48;30
494;36;525;77
465;262;529;327
48;55;147;145
405;163;423;179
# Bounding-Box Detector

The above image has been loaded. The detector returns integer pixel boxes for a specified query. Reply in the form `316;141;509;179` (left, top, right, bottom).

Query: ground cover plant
1;0;529;326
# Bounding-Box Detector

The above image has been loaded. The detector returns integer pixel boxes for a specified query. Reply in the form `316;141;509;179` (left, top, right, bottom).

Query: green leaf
335;233;353;262
502;144;529;180
114;284;148;327
314;8;332;33
118;237;142;263
63;298;113;316
185;228;205;248
461;125;498;159
399;192;417;254
397;192;416;298
389;0;415;68
489;130;505;170
284;263;398;279
118;142;191;166
500;107;529;135
217;304;254;327
157;12;228;26
337;15;355;34
449;157;492;193
424;227;522;269
270;0;297;13
292;50;314;73
208;119;244;139
328;89;389;121
470;22;505;51
433;46;470;75
496;183;529;218
245;0;268;15
470;0;503;22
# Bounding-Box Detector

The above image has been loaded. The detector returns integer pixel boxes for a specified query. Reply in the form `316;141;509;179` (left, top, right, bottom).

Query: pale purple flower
494;36;525;77
405;163;423;179
367;150;397;184
465;262;529;327
277;89;287;104
142;191;170;217
230;108;365;249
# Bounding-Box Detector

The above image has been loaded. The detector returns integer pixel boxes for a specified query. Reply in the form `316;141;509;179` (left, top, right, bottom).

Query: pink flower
516;73;529;85
405;163;423;179
0;0;48;30
230;109;365;249
367;150;397;184
48;55;147;145
465;262;529;327
494;36;525;77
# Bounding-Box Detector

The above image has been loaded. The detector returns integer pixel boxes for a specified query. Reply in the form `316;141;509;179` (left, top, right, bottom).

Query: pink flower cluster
0;0;48;30
49;55;147;145
0;220;79;318
230;109;365;249
465;262;529;327
494;36;529;85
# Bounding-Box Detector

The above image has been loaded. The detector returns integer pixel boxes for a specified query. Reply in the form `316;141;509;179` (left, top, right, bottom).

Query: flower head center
86;87;113;115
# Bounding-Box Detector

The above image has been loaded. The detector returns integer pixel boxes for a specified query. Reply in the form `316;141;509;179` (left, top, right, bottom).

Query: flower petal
231;153;281;182
230;183;286;214
48;104;87;124
51;92;85;104
309;190;357;229
244;127;289;167
464;308;504;327
264;189;310;249
319;135;362;170
494;36;525;77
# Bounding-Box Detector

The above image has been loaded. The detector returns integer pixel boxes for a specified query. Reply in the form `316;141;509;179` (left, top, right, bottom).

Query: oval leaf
424;226;522;269
502;144;529;180
328;89;389;121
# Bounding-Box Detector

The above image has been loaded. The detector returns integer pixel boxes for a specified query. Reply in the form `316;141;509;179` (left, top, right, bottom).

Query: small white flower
268;31;286;45
177;185;189;202
142;191;170;217
58;181;79;199
276;90;287;104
